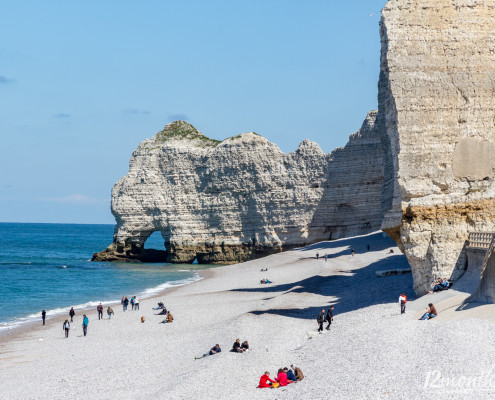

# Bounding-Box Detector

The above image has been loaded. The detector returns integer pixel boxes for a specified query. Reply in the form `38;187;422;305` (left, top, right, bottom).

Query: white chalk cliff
379;0;495;294
93;115;384;263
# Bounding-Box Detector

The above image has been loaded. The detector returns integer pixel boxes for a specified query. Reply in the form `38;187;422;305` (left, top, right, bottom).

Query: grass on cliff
155;121;263;147
155;121;222;147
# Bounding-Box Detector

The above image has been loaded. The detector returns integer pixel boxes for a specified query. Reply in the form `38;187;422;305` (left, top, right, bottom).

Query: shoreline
0;267;216;343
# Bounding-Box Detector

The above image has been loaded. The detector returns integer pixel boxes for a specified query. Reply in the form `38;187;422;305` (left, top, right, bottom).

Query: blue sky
0;0;386;224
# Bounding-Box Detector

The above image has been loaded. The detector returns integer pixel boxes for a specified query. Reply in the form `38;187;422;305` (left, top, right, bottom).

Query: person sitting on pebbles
291;364;304;381
241;340;249;351
195;344;222;359
232;339;245;353
420;303;437;320
156;306;168;315
275;368;293;386
153;302;165;310
258;371;277;388
284;367;297;382
161;311;173;323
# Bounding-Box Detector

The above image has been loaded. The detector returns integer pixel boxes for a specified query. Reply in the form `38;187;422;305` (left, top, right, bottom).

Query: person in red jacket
276;368;291;386
258;371;276;388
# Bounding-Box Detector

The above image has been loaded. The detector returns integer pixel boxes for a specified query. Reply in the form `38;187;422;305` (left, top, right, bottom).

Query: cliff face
379;0;495;294
93;115;384;263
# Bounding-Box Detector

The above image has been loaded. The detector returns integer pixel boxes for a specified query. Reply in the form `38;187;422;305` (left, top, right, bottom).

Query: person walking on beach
326;306;334;330
131;296;135;311
63;319;70;338
41;310;46;326
69;307;75;322
317;309;325;333
97;303;103;320
82;314;89;336
134;296;139;311
123;297;129;312
107;306;114;319
399;292;407;314
316;252;319;260
324;253;328;262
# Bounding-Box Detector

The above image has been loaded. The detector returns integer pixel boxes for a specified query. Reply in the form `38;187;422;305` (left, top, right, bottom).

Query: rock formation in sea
93;114;384;263
379;0;495;294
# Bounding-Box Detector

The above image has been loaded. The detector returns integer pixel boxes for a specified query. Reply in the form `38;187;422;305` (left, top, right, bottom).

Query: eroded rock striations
379;0;495;294
93;115;384;263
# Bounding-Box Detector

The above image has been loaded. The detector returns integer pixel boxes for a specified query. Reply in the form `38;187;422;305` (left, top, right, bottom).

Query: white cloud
39;193;104;204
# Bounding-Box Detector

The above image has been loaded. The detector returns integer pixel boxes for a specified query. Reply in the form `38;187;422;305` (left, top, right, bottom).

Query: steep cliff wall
93;114;384;263
380;0;495;294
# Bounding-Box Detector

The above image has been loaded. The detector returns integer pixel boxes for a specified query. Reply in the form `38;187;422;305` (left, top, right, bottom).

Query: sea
0;222;214;333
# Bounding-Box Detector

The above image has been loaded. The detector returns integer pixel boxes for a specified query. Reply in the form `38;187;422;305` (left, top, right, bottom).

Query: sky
0;0;386;224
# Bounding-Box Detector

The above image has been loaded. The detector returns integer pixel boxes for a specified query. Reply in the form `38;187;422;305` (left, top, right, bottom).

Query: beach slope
1;232;495;399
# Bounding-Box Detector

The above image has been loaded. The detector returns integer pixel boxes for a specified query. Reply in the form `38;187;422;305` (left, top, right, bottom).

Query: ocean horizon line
0;221;114;226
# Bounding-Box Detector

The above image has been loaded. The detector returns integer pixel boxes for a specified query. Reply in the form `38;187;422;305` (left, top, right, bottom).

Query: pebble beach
1;231;495;400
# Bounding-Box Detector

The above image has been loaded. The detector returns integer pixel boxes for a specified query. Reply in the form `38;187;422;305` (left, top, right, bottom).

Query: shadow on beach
233;254;415;319
293;232;396;259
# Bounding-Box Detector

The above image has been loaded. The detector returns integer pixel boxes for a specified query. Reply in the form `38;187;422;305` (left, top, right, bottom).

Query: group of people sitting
194;342;306;388
231;339;249;353
258;365;304;388
260;278;272;284
428;278;452;293
196;339;249;358
153;302;173;323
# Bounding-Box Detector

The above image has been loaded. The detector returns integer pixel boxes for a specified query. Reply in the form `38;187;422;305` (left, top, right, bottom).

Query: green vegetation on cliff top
155;121;221;147
155;120;262;147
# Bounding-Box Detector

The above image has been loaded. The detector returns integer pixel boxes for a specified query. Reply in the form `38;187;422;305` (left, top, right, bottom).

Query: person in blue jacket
285;367;297;382
195;344;221;359
82;314;89;336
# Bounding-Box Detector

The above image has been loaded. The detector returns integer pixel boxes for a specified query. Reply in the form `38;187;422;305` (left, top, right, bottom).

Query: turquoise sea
0;223;212;332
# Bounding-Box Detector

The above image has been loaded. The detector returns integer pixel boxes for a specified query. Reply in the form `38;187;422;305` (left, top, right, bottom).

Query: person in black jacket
69;307;75;322
232;339;244;353
326;306;334;330
317;309;325;332
41;310;46;326
97;303;103;320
